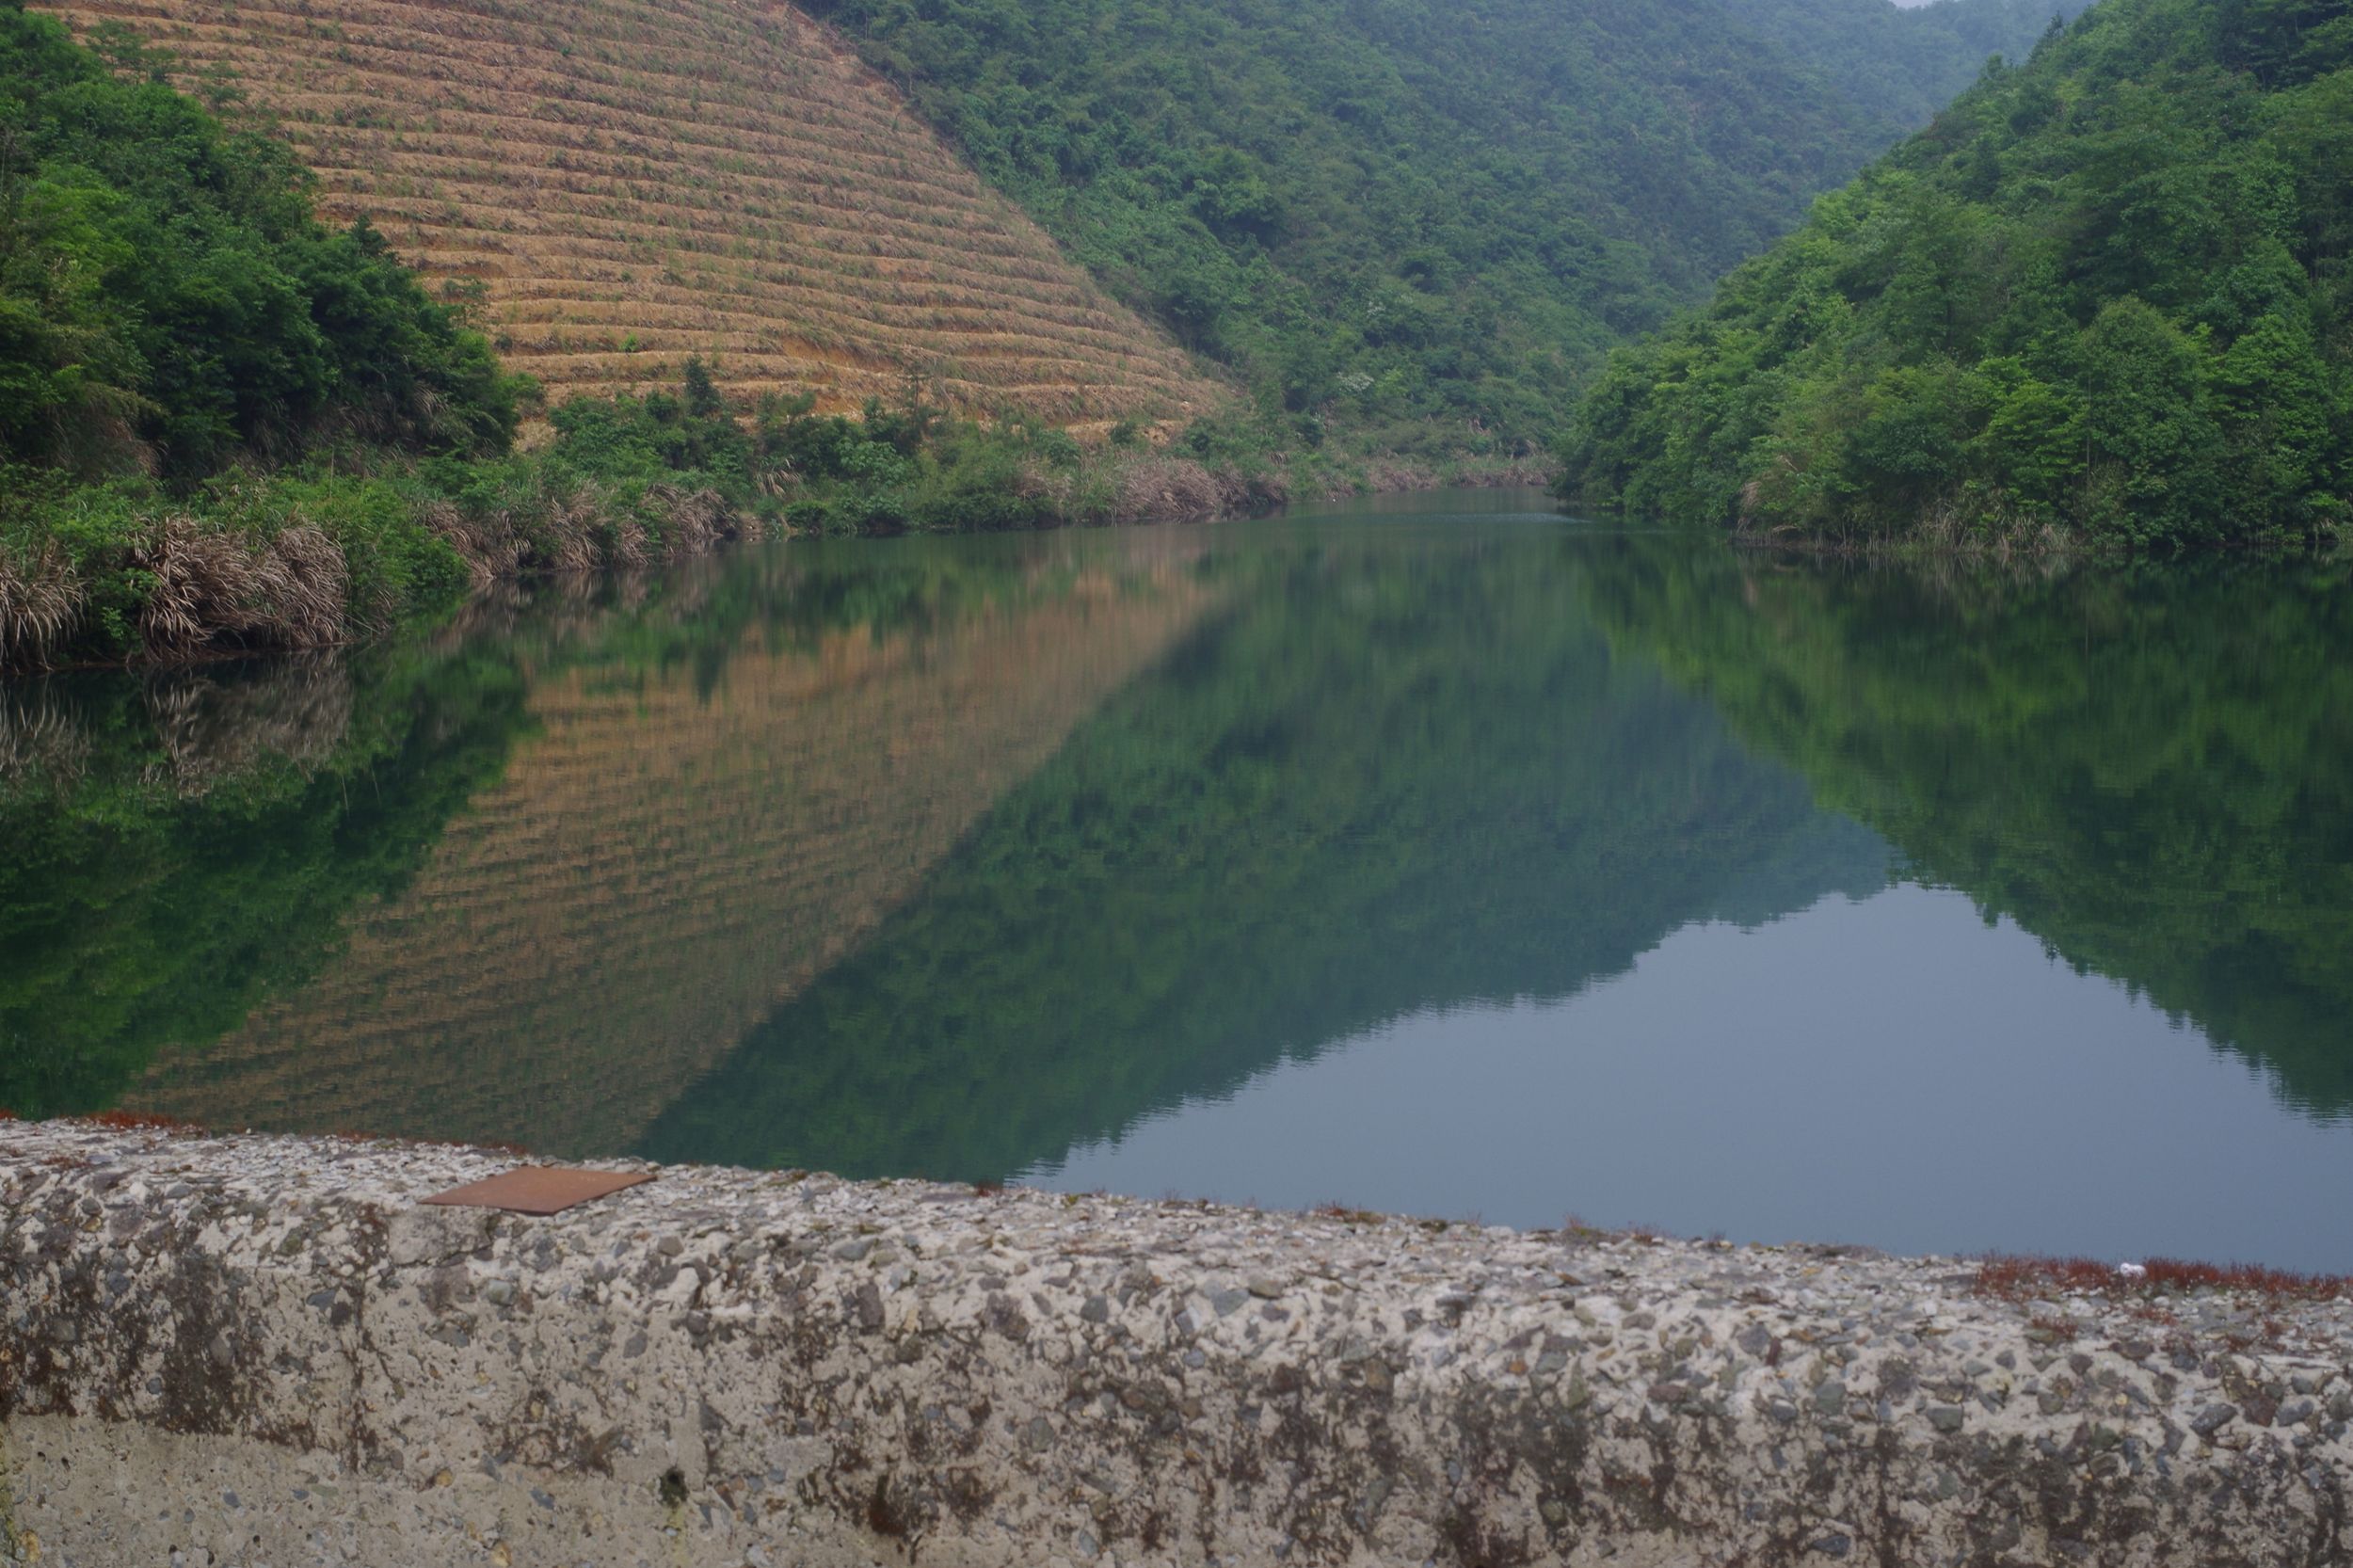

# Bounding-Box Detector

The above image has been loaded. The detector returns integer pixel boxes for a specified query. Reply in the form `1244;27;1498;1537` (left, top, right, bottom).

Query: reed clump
136;519;351;656
0;542;84;670
1111;457;1224;525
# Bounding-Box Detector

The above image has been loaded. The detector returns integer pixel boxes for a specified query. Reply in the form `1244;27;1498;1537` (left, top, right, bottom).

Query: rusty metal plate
421;1166;653;1215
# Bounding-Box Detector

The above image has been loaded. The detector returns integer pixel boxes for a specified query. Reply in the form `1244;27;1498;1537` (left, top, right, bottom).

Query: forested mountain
1559;0;2353;549
804;0;2075;448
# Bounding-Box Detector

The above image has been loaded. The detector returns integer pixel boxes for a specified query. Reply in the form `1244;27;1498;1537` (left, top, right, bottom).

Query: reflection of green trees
1577;536;2353;1116
0;647;530;1116
0;537;1180;1121
641;538;1888;1181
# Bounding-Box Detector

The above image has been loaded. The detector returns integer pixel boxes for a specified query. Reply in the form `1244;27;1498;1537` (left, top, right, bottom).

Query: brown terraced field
40;0;1222;423
126;553;1218;1155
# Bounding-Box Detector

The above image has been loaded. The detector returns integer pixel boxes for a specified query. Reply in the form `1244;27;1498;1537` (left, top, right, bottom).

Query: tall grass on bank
0;539;80;670
0;365;1553;672
0;454;758;672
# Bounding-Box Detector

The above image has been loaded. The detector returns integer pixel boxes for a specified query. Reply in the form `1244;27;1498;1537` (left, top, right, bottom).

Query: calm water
6;492;2352;1269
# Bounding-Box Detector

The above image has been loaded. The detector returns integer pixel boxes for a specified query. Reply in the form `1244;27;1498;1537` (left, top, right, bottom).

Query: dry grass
645;483;731;559
41;0;1226;425
415;497;519;586
0;540;86;669
1363;460;1443;494
134;519;350;655
1112;456;1225;525
412;478;754;586
1974;1254;2352;1304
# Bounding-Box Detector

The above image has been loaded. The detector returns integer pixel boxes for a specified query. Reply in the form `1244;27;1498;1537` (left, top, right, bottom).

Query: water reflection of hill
0;646;531;1117
1575;537;2353;1119
33;521;2353;1190
124;553;1213;1154
640;536;1890;1182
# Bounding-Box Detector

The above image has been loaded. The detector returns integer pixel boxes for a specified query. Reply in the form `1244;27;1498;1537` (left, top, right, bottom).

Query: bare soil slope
42;0;1222;423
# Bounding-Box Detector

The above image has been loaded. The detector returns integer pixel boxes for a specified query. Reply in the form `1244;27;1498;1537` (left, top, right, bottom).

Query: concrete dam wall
2;1120;2347;1566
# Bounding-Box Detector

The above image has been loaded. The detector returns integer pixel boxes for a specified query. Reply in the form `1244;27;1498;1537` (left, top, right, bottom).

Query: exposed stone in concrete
3;1120;2350;1566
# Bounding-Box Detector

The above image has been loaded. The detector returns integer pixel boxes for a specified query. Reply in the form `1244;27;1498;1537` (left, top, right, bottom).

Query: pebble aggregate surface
2;1120;2350;1565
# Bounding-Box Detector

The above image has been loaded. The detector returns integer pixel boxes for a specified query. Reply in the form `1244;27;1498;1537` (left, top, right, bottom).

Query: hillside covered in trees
1558;0;2353;550
806;0;2074;450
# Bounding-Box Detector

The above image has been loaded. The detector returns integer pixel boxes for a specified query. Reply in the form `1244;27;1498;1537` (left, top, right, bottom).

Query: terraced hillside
125;552;1217;1154
40;0;1221;423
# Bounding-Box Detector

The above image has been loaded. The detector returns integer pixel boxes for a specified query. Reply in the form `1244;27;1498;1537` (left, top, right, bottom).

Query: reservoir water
6;491;2351;1269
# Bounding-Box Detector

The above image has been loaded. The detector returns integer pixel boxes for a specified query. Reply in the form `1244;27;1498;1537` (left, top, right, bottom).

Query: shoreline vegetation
1719;525;2353;565
0;383;1555;674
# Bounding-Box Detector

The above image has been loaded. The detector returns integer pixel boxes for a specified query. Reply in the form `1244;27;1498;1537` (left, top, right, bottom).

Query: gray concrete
3;1119;2349;1566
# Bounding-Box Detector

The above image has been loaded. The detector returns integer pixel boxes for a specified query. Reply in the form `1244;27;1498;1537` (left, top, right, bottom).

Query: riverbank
1554;491;2352;563
0;410;1558;676
4;1118;2346;1567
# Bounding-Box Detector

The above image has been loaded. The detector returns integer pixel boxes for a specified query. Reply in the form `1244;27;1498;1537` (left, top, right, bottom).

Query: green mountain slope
1559;0;2353;549
803;0;2073;449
